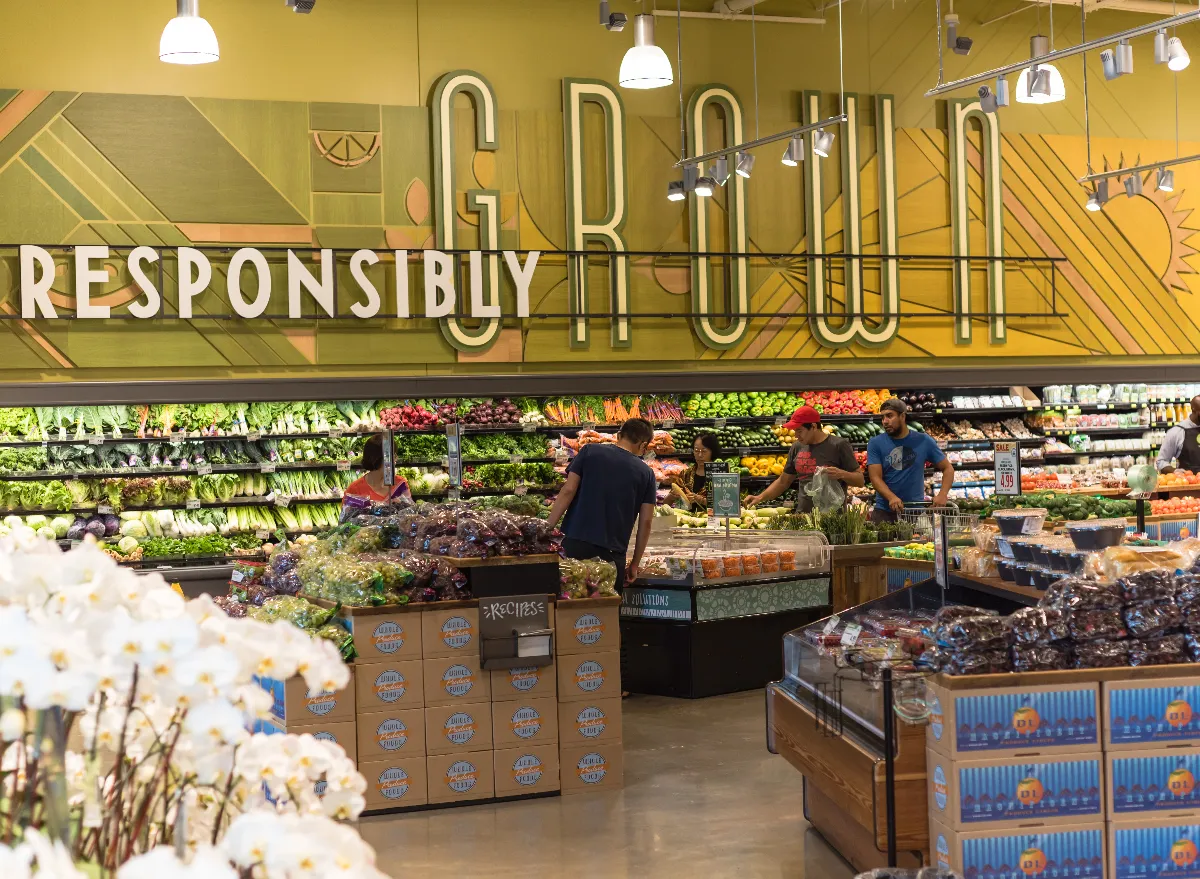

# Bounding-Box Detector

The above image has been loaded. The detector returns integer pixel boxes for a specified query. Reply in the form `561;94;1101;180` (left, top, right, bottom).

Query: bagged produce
935;614;1008;651
1129;633;1187;667
945;649;1010;676
1123;601;1183;639
213;594;247;618
1011;644;1070;672
1117;569;1179;604
559;557;619;599
1061;580;1123;612
1072;638;1130;669
1068;608;1127;641
248;595;337;630
1005;607;1069;645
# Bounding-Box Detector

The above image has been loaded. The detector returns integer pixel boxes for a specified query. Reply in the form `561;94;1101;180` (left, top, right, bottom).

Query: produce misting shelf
1;495;342;516
0;462;357;480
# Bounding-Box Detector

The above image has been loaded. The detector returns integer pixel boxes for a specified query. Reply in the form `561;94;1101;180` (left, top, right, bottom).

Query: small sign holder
381;428;395;487
478;594;554;670
711;471;742;539
933;513;950;597
446;423;463;488
993;440;1021;496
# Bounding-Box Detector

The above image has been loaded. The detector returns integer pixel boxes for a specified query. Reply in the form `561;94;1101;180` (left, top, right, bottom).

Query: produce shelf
2;495;344;517
0;461;356;481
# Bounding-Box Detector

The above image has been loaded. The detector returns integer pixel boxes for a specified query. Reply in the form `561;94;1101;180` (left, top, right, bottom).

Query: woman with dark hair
669;433;721;511
343;434;412;506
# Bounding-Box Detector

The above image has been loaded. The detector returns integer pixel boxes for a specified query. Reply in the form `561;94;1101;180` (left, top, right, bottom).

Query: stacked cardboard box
925;679;1106;877
253;669;358;760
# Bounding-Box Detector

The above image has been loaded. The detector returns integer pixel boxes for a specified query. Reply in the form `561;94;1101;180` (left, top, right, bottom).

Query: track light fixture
1013;36;1067;104
1118;40;1134;75
781;135;803;167
694;175;716;197
599;0;627;31
713;156;730;185
1168;36;1191;71
1156;29;1169;64
619;14;673;89
1157;167;1175;192
160;0;219;65
812;129;835;158
1085;179;1110;211
1101;49;1119;81
945;14;973;56
1086;193;1102;212
285;0;316;12
735;151;756;178
666;180;686;202
1124;172;1144;197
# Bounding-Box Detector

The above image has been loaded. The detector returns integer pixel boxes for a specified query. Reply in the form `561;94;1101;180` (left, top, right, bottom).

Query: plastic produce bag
1117;569;1179;604
1129;634;1186;667
1011;644;1070;672
1124;601;1183;639
935;615;1008;651
1068;608;1127;641
1072;638;1130;669
213;594;247;618
945;649;1010;676
805;468;847;512
1061;581;1123;612
1005;607;1069;646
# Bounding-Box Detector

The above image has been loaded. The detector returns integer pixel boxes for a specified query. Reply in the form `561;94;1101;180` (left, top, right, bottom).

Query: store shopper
668;433;722;511
1156;394;1200;473
343;434;412;507
547;417;658;592
745;405;863;512
866;398;954;521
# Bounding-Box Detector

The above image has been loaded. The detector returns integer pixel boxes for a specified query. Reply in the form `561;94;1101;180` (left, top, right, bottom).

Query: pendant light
160;0;219;65
1015;36;1065;103
1167;36;1191;71
619;14;673;89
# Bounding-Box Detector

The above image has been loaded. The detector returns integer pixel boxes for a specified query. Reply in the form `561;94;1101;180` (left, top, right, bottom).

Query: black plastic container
1066;519;1128;551
997;558;1016;582
1048;548;1073;573
1030;543;1056;568
1063;551;1092;575
1014;563;1039;588
1034;567;1064;591
1011;539;1038;563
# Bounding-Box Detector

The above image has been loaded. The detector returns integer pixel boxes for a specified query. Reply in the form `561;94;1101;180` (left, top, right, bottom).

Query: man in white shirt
1156;395;1200;473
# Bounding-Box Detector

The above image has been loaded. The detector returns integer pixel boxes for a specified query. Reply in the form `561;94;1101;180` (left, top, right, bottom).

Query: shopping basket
899;501;978;544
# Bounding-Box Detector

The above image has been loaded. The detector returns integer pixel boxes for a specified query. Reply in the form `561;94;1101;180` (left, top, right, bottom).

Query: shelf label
327;429;344;439
580;421;597;430
522;423;536;433
185;499;200;510
197;464;213;476
58;427;66;441
88;435;104;446
255;530;269;540
247;431;262;442
823;615;842;635
260;463;276;474
774;416;786;427
509;454;524;464
662;419;676;429
274;495;291;508
713;418;727;429
336;460;351;472
97;504;113;516
40;441;48;449
841;623;863;647
231;570;244;584
993;441;1021;496
514;484;529;496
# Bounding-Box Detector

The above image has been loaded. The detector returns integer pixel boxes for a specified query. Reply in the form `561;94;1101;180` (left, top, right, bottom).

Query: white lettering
349;249;380;319
127;246;161;319
503;250;539;318
227;248;271;319
19;245;57;319
287;249;335;318
468;250;501;319
395;250;410;319
74;245;111;319
424;250;455;318
177;247;211;319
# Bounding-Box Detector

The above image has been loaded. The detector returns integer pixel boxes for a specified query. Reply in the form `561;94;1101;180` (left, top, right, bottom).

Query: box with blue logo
927;751;1104;830
1105;678;1200;752
254;669;356;728
929;817;1105;878
926;678;1101;758
1109;747;1200;819
1109;818;1200;878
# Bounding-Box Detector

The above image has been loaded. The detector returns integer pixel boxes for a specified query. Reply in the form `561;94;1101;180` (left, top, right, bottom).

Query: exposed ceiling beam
650;8;824;25
981;0;1186;25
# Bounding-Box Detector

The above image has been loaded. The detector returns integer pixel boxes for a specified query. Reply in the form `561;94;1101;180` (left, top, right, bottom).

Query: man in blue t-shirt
866;398;955;522
546;417;658;592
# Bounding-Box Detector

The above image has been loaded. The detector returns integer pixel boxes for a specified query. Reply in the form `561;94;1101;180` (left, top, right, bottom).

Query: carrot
631;396;642;418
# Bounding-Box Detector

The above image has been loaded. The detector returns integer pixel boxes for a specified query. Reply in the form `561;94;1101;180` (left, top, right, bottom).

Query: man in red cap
746;405;863;512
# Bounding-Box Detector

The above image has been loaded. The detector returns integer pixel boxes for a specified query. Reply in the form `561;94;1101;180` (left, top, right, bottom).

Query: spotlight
600;1;627;31
1156;29;1169;64
1117;40;1134;76
695;175;717;197
735;151;756;178
619;14;673;89
978;85;998;114
1168;36;1190;71
1101;49;1119;81
781;135;803;167
285;0;316;11
812;129;835;158
714;156;730;185
160;0;219;65
945;14;973;56
995;77;1011;108
667;180;686;202
1029;66;1052;98
1157;167;1175;192
1086;193;1102;212
1015;36;1066;103
1124;172;1143;197
1086;180;1110;211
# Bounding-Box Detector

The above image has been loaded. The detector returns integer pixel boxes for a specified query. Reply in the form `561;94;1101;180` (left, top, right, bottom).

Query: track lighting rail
1077;151;1200;183
674;114;847;168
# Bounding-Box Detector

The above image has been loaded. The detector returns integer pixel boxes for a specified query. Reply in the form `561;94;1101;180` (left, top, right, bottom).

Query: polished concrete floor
360;691;856;878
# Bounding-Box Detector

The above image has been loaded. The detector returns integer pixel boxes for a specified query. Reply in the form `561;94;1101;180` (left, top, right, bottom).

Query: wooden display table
831;542;904;611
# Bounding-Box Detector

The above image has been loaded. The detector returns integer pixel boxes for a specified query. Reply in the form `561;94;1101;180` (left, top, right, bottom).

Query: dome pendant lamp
1015;35;1065;104
619;14;674;89
160;0;220;65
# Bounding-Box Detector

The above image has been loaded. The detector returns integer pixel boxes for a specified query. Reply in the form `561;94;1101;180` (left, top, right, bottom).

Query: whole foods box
1105;678;1200;751
426;751;495;804
424;703;493;756
421;605;479;659
926;678;1100;758
340;608;423;662
557;650;621;703
252;717;358;763
360;755;428;810
558;698;622;746
929;817;1105;878
555;599;621;655
559;742;624;794
494;744;560;797
1109;748;1200;818
422;655;491;708
927;750;1103;830
256;670;356;727
490;663;557;701
1109;817;1200;878
355;660;423;712
356;707;426;761
492;696;559;748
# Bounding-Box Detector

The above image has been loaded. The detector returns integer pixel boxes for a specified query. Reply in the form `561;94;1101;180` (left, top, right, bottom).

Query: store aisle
360;690;855;879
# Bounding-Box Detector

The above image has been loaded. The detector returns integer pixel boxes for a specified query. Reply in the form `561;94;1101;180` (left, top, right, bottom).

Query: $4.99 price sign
993;441;1021;496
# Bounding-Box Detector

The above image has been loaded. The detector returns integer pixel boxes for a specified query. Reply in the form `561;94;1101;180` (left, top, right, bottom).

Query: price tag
88;436;104;446
197;464;213;476
993;441;1021;496
774;416;786;427
58;427;66;441
514;484;529;496
260;463;276;474
40;441;48;449
169;433;182;444
97;504;113;516
662;419;676;429
185;499;200;510
580;421;597;430
246;431;262;442
822;614;842;635
713;418;727;429
840;623;863;647
255;530;269;540
231;570;245;584
522;423;536;433
327;429;344;439
274;495;291;508
509;454;524;464
336;460;351;472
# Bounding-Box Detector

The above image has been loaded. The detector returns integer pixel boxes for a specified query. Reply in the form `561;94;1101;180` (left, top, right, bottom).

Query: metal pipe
651;9;825;24
1078;150;1200;181
925;6;1200;94
675;114;847;166
177;0;198;14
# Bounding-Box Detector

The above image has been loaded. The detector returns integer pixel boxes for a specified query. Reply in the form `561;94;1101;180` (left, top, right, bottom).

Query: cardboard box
356;708;426;761
424;703;493;756
426;751;495;804
926;678;1100;758
355;660;424;712
559;741;624;794
343;609;423;662
557;650;621;703
492;697;559;748
421;605;479;658
556;601;620;655
929;817;1105;878
927;750;1103;830
360;755;428;810
494;744;560;796
256;670;356;726
1109;747;1200;819
558;698;623;745
251;717;358;763
1109;817;1200;878
490;662;557;701
423;655;491;707
1105;678;1200;751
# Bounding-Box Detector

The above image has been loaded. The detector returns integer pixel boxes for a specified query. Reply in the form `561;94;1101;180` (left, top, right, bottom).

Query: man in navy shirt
866;398;955;521
547;417;658;592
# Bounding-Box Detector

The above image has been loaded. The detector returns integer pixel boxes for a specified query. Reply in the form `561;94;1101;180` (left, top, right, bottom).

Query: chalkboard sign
478;594;554;670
